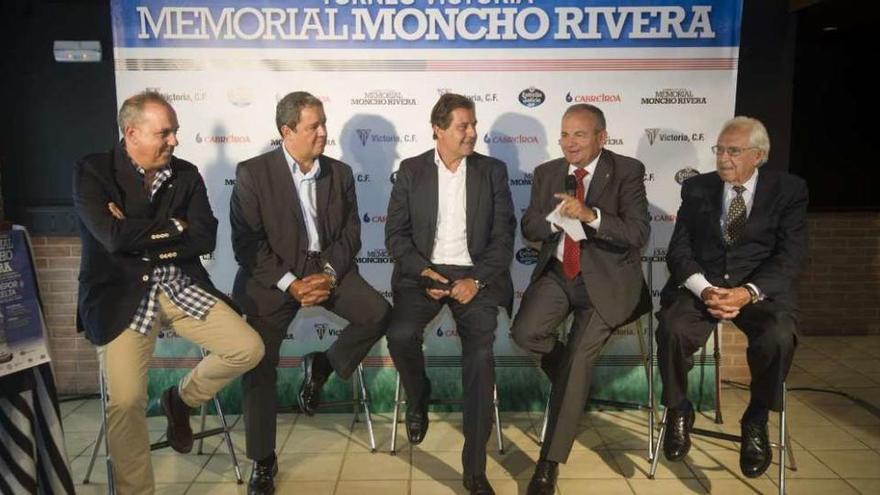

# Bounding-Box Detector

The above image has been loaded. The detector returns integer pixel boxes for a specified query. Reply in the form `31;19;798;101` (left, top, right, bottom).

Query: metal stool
389;357;505;455
649;382;797;494
82;348;244;492
307;362;377;452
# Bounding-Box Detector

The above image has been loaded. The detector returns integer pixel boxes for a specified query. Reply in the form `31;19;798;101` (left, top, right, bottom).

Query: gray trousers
511;260;614;463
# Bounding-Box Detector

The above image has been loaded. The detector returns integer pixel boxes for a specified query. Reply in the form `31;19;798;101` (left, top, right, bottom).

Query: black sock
675;398;693;411
257;452;276;466
314;351;333;377
742;402;769;424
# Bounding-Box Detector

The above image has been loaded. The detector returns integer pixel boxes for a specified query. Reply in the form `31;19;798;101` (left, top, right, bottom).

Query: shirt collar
434;148;467;175
121;140;171;176
282;144;321;180
568;150;602;176
724;167;759;195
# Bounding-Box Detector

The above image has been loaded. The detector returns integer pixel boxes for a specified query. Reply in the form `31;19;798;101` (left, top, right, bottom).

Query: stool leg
493;384;504;454
82;423;103;484
539;385;551;445
779;383;787;495
635;316;657;461
714;324;723;424
648;408;667;479
213;394;244;484
197;402;208;455
390;373;402;455
356;364;377;453
99;367;116;494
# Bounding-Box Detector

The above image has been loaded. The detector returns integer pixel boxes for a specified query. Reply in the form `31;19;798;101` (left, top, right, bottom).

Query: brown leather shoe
160;386;193;453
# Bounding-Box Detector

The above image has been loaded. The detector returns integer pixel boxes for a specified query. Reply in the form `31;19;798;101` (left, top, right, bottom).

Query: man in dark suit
510;104;651;494
73;91;264;495
385;93;515;495
657;116;807;478
231;91;390;494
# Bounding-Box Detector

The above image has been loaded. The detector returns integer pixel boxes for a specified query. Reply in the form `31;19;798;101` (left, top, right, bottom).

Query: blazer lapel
271;147;308;237
586;151;612;204
741;170;775;241
113;146;151;216
465;155;481;243
706;174;725;242
315;157;332;248
424;153;439;248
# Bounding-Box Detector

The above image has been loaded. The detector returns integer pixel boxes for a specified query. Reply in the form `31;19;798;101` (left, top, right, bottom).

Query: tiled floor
61;336;880;494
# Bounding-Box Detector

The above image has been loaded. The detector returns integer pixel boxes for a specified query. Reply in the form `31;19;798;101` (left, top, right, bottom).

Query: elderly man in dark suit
657;116;807;478
510;104;651;495
74;91;264;495
230;91;390;495
385;93;516;495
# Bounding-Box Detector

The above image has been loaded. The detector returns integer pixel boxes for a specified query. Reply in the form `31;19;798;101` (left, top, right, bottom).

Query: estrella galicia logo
674;167;700;185
356;129;371;146
518;87;545;108
516;247;540;265
315;323;342;340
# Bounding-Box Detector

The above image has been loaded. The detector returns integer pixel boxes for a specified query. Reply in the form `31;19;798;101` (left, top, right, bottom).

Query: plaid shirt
127;161;217;335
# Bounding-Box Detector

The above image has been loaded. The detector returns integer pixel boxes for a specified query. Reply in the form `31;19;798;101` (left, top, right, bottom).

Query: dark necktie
562;168;588;279
724;185;747;245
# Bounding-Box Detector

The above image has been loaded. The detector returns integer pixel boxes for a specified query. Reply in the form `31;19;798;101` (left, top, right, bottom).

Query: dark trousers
510;260;614;463
386;265;499;478
656;288;797;415
242;267;391;461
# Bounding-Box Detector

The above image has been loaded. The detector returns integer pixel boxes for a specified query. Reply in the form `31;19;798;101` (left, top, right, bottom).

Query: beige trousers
96;293;264;495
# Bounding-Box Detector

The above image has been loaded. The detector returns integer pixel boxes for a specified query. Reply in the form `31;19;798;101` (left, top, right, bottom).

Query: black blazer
230;147;361;316
521;150;652;328
662;168;809;310
73;145;229;346
385;150;516;314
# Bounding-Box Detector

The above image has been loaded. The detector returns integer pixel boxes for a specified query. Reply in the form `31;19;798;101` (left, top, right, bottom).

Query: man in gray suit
511;104;651;495
385;93;516;495
230;91;390;495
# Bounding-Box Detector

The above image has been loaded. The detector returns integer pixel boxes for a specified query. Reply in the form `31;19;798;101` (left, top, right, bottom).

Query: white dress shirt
553;156;603;263
683;169;763;299
276;146;322;292
430;149;473;266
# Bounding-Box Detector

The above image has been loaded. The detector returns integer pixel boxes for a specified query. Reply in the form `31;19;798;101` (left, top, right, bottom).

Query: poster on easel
0;226;51;378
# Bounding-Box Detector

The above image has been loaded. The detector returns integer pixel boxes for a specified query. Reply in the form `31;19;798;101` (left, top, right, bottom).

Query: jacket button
723;274;730;280
142;275;149;282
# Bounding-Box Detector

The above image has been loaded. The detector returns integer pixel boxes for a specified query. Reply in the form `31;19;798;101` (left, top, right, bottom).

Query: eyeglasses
711;145;759;157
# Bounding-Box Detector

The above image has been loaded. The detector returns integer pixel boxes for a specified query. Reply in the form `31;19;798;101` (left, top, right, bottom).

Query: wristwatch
473;279;487;291
744;284;759;304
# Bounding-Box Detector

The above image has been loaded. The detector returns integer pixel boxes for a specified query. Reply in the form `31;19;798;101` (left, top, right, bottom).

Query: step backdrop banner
109;0;741;414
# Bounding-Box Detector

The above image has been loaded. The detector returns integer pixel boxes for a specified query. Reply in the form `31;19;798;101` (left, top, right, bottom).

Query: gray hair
563;104;606;132
276;91;324;135
117;91;173;134
720;116;770;165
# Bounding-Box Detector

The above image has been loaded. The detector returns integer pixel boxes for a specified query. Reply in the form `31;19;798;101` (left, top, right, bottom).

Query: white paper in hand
546;203;587;242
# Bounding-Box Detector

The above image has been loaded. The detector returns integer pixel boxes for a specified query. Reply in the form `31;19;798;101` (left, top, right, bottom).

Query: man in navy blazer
74;91;263;494
657;116;808;478
385;93;516;495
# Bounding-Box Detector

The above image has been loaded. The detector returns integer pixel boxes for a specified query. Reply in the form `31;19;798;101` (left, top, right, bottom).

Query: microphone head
565;174;578;196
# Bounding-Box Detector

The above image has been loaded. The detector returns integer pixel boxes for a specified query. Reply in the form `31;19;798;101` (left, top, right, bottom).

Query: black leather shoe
526;460;558;495
298;352;331;416
740;420;772;478
406;378;431;445
663;407;695;461
160;386;193;454
248;454;278;495
463;473;495;495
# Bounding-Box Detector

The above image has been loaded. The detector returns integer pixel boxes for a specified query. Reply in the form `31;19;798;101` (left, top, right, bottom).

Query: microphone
565;174;577;196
